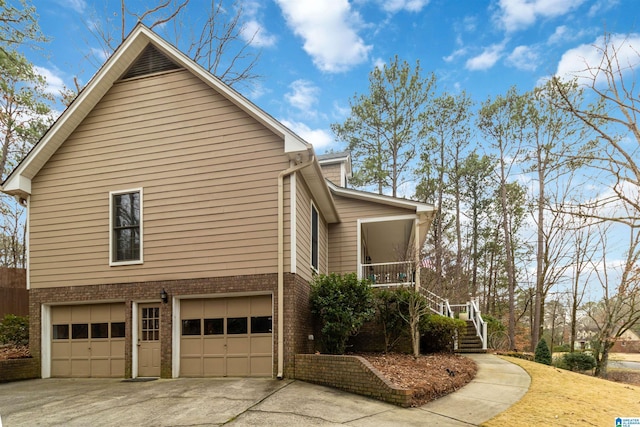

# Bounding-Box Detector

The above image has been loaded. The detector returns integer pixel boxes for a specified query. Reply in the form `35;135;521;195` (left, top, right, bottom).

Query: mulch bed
0;344;30;360
357;352;477;407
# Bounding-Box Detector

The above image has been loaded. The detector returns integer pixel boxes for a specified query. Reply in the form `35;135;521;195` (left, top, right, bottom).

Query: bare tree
82;0;261;90
585;222;640;377
550;33;640;370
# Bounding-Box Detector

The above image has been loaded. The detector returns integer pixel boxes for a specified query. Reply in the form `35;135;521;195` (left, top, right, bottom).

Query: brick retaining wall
294;354;412;407
0;358;39;383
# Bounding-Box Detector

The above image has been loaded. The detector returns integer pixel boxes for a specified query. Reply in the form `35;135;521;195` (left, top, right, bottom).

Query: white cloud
243;20;277;47
555;33;640;85
56;0;86;13
465;43;505;71
275;0;372;72
280;119;335;150
494;0;585;33
379;0;430;13
588;0;619;17
34;66;66;96
240;1;277;47
373;57;386;69
285;80;319;111
443;47;467;63
548;25;590;45
506;45;539;71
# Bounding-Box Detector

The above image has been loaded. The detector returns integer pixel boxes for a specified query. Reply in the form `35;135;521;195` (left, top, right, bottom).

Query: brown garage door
51;303;125;378
180;295;272;377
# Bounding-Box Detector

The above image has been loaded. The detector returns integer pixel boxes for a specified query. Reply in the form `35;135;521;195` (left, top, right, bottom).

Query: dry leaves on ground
0;344;30;360
359;352;477;407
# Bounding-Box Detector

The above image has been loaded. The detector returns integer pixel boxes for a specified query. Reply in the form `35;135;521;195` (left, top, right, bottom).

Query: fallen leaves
358;352;477;406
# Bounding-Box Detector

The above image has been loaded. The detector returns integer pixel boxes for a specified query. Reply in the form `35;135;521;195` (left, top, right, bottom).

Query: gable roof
2;23;339;222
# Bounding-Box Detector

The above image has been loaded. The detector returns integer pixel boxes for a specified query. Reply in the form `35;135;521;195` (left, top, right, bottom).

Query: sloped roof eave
327;181;436;215
1;23;312;196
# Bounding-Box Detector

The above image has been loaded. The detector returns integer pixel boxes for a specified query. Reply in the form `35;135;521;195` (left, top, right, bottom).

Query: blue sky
30;0;639;154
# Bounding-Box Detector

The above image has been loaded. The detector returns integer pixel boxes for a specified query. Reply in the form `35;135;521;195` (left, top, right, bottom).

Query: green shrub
560;352;596;372
310;273;375;354
553;343;571;353
498;351;535;361
420;314;466;353
373;289;407;352
534;337;552;365
0;314;29;346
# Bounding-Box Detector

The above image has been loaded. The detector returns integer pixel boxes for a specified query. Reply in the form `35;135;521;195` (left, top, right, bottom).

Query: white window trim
109;188;144;266
310;201;319;273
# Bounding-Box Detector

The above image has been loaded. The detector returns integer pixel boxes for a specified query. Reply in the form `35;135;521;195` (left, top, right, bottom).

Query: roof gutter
277;153;314;379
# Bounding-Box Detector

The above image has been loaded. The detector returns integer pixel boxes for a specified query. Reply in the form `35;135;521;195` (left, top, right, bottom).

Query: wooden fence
0;267;27;317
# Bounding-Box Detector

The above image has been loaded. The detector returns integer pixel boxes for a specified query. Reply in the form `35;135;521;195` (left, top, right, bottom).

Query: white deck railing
361;261;414;287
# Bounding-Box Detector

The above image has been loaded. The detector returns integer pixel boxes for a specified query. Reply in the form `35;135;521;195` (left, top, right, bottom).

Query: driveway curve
0;354;529;426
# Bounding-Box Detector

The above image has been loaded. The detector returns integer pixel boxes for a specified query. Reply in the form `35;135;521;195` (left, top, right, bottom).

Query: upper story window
311;203;319;272
110;189;143;265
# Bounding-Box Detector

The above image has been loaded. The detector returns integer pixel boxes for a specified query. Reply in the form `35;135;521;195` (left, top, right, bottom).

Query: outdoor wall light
160;288;168;303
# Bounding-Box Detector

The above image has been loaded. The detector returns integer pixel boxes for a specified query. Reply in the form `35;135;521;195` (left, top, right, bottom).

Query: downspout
277;153;314;379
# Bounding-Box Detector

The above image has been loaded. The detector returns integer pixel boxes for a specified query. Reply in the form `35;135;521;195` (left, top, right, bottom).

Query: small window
111;189;142;264
72;324;89;339
53;324;69;340
251;316;272;334
311;204;319;271
111;322;126;338
204;318;224;335
181;319;201;336
91;323;109;339
227;317;248;335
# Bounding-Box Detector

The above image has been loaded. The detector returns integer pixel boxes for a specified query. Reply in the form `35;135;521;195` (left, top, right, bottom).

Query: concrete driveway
0;354;530;426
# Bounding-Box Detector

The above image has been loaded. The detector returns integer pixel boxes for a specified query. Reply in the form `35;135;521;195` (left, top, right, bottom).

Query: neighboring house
0;24;435;379
0;267;28;317
611;329;640;353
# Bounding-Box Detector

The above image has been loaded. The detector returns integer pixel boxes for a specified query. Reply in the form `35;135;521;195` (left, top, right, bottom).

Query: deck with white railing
359;261;487;351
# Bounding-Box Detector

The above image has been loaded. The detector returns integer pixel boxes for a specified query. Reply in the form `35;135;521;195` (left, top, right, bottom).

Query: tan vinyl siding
295;173;328;282
29;70;292;288
328;194;415;275
320;163;342;186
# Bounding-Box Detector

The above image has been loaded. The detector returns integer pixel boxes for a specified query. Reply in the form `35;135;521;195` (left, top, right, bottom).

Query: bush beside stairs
456;320;486;353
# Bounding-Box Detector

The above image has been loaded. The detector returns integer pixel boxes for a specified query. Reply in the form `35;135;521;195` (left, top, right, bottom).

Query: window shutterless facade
110;189;143;265
311;203;319;271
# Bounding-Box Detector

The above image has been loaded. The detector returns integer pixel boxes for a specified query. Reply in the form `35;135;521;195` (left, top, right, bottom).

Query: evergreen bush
534;337;552;365
310;273;375;354
0;314;29;346
420;314;466;353
560;352;596;372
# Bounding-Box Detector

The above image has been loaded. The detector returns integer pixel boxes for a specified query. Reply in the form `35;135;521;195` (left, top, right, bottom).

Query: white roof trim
327;181;435;214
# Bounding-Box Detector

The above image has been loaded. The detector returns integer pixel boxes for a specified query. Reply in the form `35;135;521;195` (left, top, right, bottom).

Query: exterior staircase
456;320;486;353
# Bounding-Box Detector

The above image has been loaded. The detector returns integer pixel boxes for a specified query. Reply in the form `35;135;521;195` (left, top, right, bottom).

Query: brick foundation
294;354;412;407
29;273;314;379
0;358;39;383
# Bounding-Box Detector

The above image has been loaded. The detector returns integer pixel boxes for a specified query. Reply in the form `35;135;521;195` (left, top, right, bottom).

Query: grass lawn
483;356;640;427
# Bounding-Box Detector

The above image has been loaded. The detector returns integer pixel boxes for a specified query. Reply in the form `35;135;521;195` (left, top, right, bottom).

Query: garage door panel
203;299;225;316
226;337;249;354
226;356;249;376
203;357;225;376
251;296;271;315
71;359;90;377
250;357;272;376
181;338;202;355
51;361;69;377
226;298;249;316
71;341;90;357
90;359;111;377
203;337;225;354
250;336;271;353
180;357;202;377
